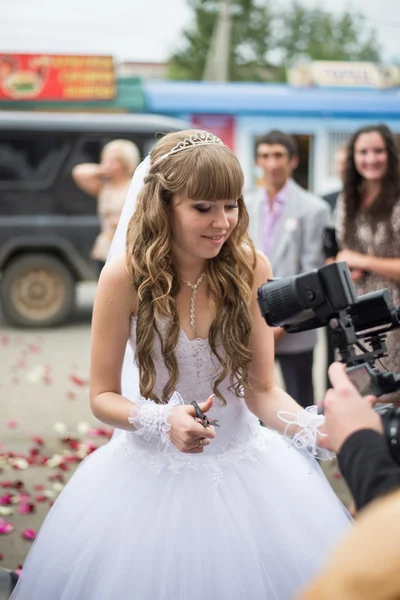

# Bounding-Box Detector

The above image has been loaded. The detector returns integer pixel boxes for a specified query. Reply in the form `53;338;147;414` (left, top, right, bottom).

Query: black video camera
257;262;400;464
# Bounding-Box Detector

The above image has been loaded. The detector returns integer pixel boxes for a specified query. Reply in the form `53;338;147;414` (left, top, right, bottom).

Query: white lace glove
277;405;335;461
128;392;184;451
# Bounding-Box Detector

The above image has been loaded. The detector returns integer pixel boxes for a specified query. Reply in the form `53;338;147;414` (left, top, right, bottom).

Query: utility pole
202;0;232;82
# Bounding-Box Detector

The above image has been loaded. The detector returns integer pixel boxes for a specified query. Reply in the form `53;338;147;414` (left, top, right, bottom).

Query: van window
0;133;67;184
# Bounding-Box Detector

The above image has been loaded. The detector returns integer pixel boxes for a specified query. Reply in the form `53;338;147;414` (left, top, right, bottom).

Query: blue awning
143;81;400;119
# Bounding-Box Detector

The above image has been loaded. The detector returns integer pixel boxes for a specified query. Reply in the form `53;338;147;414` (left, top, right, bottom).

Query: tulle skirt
11;426;350;600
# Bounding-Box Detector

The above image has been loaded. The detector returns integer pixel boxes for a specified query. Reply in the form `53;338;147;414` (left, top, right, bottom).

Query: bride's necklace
182;272;205;333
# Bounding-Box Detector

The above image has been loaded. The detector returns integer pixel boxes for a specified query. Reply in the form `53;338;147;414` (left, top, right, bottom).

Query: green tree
277;2;381;66
168;0;381;82
168;0;276;82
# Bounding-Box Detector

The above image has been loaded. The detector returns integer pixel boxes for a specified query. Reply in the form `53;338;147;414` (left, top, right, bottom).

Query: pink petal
19;502;35;514
0;494;13;505
28;344;42;354
6;420;17;429
22;528;36;541
0;519;14;534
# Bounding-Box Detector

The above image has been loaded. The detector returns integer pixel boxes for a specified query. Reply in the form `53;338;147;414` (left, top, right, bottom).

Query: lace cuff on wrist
128;392;184;451
277;405;335;461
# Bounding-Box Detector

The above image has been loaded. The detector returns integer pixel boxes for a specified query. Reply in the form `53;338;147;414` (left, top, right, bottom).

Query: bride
11;130;350;600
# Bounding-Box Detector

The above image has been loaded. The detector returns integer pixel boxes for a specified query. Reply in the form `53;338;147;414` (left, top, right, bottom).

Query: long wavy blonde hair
126;130;256;404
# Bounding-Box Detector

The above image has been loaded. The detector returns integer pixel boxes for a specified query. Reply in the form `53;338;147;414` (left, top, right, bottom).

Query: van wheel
1;254;76;328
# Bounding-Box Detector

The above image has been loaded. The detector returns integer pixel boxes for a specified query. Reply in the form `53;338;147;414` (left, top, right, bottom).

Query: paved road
0;282;351;570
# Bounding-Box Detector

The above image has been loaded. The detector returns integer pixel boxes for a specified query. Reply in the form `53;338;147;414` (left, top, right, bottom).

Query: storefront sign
0;53;116;101
288;61;400;89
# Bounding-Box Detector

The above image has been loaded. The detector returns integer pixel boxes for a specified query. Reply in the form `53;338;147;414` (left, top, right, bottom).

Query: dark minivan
0;111;188;327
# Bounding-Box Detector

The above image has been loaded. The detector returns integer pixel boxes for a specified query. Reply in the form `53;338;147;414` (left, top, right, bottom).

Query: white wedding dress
11;318;350;600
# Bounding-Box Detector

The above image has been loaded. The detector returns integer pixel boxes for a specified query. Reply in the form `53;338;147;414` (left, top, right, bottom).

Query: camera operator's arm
338;429;400;511
321;363;400;510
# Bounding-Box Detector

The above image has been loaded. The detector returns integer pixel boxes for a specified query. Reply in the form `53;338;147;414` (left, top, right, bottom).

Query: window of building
327;132;352;177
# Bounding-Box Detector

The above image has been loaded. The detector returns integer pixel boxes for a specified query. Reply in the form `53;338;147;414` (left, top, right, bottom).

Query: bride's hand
168;395;216;454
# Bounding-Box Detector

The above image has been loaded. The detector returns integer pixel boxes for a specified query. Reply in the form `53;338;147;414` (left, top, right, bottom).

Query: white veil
107;155;150;436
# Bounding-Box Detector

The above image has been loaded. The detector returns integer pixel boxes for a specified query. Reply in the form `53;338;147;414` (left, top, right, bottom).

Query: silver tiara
159;131;223;161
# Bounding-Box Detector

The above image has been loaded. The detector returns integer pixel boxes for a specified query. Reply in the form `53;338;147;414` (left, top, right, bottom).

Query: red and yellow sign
0;53;116;101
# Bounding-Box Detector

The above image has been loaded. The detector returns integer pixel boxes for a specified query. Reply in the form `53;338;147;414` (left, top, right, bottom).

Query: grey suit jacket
246;179;331;354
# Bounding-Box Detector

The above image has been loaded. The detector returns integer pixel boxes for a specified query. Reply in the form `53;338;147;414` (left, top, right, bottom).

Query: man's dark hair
256;130;298;160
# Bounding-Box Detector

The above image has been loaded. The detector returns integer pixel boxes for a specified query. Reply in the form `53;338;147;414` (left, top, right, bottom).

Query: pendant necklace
182;273;205;334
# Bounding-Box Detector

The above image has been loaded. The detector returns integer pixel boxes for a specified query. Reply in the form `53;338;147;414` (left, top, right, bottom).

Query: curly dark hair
342;124;400;247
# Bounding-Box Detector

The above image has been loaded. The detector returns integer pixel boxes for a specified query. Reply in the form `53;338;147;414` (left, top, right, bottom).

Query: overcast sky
1;0;399;63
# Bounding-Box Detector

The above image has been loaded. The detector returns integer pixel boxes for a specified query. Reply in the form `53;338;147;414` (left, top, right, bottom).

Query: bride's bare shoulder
95;255;137;314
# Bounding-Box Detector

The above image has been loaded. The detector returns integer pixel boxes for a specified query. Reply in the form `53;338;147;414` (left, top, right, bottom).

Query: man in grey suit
246;130;331;408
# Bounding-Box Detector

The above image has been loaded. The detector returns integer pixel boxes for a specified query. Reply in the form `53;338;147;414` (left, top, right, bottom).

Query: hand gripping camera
257;262;400;464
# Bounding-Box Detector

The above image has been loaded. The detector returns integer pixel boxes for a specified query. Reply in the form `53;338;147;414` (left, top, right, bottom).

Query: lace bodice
114;319;305;482
126;318;260;454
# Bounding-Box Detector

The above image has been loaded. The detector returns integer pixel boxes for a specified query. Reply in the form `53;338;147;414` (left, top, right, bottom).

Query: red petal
69;374;88;387
32;436;45;446
34;495;48;503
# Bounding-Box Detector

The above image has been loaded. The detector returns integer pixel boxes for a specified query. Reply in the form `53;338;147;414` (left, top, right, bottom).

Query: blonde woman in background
72;139;140;274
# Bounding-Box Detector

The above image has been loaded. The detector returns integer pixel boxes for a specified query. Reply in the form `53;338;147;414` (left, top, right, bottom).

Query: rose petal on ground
53;422;68;435
69;374;88;387
28;343;42;354
6;421;17;429
32;436;45;446
21;528;36;541
76;422;90;435
19;502;35;514
34;495;48;503
9;458;29;470
26;365;47;383
0;494;13;505
0;519;14;534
